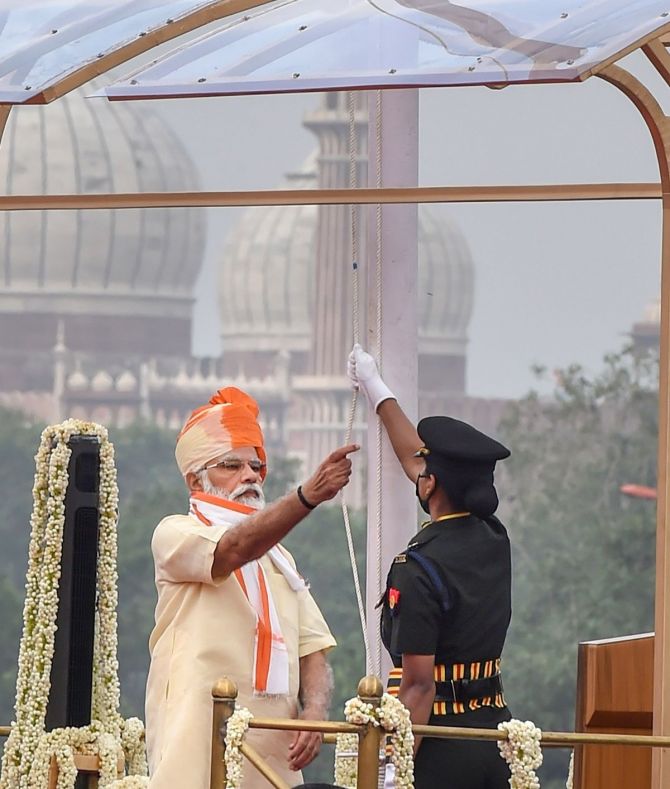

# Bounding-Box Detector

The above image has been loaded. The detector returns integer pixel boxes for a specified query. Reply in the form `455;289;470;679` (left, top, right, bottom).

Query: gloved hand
347;343;396;412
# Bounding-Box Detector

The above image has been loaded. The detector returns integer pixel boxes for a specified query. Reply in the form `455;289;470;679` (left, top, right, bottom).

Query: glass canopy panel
0;0;257;104
103;0;670;99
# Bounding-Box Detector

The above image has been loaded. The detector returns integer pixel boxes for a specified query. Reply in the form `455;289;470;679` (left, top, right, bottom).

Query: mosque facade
0;87;510;499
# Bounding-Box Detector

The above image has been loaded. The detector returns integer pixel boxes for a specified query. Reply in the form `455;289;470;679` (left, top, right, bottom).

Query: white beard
200;474;266;511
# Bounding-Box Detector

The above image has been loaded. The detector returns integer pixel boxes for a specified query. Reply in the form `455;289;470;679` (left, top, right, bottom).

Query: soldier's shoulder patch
393;553;407;564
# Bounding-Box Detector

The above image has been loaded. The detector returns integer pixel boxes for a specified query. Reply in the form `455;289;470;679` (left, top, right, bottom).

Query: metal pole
356;675;384;789
0;183;661;212
211;677;237;789
366;88;419;680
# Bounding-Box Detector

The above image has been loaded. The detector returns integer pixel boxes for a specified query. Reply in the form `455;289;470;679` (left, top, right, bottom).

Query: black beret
417;416;510;465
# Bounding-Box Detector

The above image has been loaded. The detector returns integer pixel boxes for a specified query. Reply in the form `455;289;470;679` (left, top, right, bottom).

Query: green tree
499;348;658;787
0;408;44;723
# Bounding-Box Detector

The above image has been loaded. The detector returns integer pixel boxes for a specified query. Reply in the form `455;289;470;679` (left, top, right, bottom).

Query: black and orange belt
387;659;506;715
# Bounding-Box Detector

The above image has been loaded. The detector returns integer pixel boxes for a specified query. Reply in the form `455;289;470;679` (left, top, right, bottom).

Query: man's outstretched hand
300;444;359;505
347;343;396;412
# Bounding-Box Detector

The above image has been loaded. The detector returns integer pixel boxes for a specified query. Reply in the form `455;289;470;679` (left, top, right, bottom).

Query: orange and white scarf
189;492;306;696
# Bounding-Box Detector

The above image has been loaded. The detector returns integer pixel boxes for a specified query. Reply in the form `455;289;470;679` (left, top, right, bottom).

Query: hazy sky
148;51;662;400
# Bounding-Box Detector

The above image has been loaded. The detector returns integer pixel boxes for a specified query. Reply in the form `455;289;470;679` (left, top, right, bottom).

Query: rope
338;90;386;678
340;90;370;673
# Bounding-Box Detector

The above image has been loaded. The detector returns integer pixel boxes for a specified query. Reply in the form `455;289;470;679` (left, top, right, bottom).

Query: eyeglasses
200;458;266;474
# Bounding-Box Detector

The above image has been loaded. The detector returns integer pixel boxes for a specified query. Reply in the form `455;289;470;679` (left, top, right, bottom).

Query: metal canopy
0;0;273;105
101;0;670;100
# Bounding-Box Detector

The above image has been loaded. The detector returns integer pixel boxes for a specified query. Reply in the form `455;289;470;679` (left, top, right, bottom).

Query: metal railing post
211;677;238;789
356;675;384;789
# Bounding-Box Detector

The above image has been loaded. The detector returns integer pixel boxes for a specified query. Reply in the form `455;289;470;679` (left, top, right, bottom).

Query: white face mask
199;472;266;511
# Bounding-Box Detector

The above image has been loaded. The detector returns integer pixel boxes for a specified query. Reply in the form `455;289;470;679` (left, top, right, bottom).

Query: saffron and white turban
175;387;267;479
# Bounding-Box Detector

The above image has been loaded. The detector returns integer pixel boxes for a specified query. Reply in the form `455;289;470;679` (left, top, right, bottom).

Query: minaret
304;92;368;375
52;319;67;422
292;92;369;506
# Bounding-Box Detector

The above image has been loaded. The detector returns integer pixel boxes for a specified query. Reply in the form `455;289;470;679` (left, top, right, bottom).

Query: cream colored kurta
146;514;336;788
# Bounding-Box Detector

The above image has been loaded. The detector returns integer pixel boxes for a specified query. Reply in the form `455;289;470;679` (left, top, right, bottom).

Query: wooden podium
574;633;654;789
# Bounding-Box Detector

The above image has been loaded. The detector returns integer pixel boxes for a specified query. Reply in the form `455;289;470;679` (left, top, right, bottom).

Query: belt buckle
450;678;458;702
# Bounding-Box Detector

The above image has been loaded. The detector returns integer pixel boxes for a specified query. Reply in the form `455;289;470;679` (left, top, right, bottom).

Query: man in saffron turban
146;387;358;788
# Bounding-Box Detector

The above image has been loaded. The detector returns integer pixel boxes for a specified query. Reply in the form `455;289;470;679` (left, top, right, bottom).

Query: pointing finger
329;443;360;461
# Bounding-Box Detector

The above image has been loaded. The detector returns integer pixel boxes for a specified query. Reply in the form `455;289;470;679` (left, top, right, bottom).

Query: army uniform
380;417;513;789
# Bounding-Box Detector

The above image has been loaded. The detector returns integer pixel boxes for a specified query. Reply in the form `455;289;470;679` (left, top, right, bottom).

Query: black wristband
297;485;317;510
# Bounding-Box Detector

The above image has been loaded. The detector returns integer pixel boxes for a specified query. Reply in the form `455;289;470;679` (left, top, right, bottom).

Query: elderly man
146;387;358;788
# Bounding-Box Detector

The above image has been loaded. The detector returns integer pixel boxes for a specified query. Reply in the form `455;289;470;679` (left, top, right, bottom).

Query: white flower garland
497;719;543;789
223;707;254;789
0;420;148;789
339;693;414;789
565;749;574;789
108;778;150;788
334;733;359;788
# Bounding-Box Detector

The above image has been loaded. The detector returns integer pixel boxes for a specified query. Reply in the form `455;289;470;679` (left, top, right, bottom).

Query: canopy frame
1;5;670;786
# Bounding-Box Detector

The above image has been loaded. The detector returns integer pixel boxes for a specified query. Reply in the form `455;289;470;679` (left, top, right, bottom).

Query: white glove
383;763;396;789
347;343;396;412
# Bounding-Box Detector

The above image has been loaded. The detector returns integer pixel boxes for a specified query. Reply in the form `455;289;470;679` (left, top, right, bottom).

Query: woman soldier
348;344;512;789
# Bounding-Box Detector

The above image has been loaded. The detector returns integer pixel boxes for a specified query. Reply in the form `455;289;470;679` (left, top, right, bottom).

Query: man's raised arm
212;444;359;579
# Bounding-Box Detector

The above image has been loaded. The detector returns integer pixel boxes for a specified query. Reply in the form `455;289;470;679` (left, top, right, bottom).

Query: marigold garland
0;420;148;789
497;719;543;789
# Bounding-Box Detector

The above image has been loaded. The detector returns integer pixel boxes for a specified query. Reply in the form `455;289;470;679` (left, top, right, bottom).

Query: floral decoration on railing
337;694;414;789
497;718;543;789
223;707;254;788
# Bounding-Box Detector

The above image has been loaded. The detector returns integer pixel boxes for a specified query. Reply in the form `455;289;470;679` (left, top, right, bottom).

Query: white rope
341;90;370;674
338;90;386;678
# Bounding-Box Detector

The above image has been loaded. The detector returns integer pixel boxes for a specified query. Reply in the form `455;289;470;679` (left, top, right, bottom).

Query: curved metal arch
598;59;670;789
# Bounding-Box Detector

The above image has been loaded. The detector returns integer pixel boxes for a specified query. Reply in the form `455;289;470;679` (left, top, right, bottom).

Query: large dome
418;208;474;356
0;83;204;355
220;162;317;356
220;159;474;358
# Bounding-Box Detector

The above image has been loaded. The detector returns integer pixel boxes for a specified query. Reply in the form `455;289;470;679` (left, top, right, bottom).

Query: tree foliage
499;348;658;786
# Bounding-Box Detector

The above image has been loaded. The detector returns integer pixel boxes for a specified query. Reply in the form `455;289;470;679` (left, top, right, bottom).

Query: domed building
221;160;318;377
0;85;506;482
0;84;208;426
219;93;506;501
221;158;475;393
